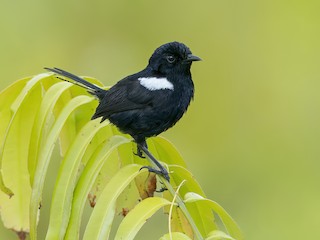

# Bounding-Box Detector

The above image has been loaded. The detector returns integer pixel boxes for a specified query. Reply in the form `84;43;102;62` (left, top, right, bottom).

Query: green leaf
55;77;100;158
30;95;93;240
205;230;236;240
163;165;217;237
184;193;243;240
88;141;141;208
0;75;49;232
83;164;146;240
85;126;119;203
169;206;194;239
64;135;130;239
114;197;172;240
149;136;187;167
45;119;110;240
28;81;72;185
0;74;51;196
0;77;29;196
159;232;193;240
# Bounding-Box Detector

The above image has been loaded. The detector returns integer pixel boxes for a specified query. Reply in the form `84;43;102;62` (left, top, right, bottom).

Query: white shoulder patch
138;77;174;91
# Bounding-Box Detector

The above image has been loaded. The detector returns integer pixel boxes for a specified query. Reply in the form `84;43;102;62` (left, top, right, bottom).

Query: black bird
45;41;200;182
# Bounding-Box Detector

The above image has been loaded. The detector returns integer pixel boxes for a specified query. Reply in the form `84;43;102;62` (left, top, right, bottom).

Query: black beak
185;54;202;62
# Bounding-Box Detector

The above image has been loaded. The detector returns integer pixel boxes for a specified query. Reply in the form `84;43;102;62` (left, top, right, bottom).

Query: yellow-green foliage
0;74;242;240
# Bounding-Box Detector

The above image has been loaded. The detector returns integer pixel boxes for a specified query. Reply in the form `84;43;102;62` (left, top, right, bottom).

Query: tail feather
44;67;103;93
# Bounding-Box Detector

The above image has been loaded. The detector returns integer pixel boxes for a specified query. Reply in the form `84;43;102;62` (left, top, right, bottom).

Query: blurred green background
1;0;320;239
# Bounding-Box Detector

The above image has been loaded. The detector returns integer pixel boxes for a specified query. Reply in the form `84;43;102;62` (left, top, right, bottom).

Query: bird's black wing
92;77;153;120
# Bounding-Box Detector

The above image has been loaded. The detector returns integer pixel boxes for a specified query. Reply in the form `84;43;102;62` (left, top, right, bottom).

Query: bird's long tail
44;67;104;94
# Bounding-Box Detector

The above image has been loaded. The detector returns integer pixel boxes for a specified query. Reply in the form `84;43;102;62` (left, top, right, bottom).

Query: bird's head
148;42;201;75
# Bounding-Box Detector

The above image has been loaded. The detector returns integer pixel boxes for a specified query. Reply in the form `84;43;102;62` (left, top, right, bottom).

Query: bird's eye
166;55;176;63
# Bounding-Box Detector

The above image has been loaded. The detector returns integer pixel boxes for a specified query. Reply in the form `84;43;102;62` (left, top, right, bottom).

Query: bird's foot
140;165;170;183
134;151;146;158
156;186;168;193
156;179;168;193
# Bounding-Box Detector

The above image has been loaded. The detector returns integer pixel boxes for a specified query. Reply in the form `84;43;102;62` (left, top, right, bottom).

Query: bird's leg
133;137;146;158
137;142;170;183
134;145;145;158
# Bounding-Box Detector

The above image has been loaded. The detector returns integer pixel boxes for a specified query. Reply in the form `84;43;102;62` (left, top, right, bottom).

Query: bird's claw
156;187;168;193
134;151;146;158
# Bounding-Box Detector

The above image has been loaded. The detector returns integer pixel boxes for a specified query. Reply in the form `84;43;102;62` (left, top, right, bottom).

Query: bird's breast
151;84;193;122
